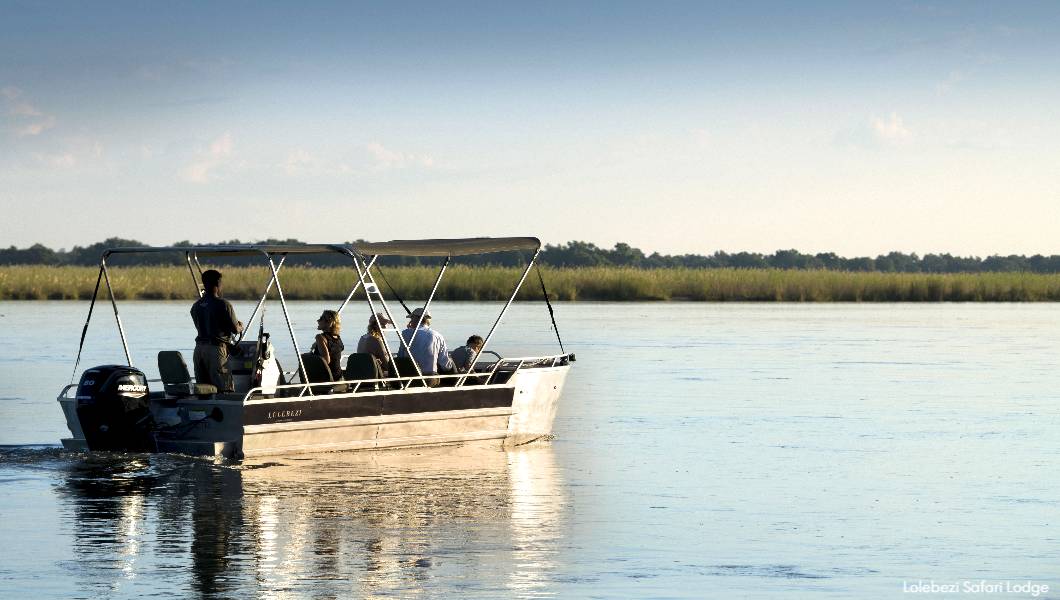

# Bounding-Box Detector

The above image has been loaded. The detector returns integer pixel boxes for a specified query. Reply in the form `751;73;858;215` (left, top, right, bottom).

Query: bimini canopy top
350;237;540;257
102;244;348;258
99;237;540;259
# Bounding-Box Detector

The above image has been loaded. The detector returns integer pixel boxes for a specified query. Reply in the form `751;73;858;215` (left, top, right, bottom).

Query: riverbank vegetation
4;265;1060;302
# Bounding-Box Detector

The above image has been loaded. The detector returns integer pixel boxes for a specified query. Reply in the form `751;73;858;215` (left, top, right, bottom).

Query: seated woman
311;310;344;381
357;312;393;376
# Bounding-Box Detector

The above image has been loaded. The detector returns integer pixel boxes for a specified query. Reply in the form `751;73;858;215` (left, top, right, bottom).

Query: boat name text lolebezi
266;410;303;420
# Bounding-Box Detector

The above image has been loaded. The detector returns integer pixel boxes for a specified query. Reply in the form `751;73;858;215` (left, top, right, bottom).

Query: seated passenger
450;335;484;373
357;312;393;375
311;310;344;381
397;307;454;387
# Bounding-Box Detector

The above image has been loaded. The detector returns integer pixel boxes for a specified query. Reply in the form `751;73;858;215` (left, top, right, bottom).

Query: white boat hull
60;363;571;458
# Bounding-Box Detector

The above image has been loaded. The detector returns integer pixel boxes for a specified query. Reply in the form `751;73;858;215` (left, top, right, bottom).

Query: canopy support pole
459;249;539;385
351;253;423;385
70;264;105;383
336;255;378;315
409;255;450;346
536;265;565;353
101;256;133;367
191;252;205;283
238;254;287;344
268;254;308;396
185;252;202;297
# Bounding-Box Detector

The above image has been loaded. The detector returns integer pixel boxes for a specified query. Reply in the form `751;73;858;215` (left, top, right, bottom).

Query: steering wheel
479;350;502;361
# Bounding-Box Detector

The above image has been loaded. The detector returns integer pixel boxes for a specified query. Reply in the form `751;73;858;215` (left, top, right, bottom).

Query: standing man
191;269;243;392
398;307;454;387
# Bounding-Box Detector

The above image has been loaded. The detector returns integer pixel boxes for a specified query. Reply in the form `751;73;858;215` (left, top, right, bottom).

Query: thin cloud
834;113;914;149
282;148;345;176
210;133;232;156
284;148;314;174
871;113;912;144
935;70;966;96
182;132;234;183
367;142;434;170
33;152;77;168
17;117;56;136
2;86;55;137
8;99;41;117
28;139;104;170
279;147;358;175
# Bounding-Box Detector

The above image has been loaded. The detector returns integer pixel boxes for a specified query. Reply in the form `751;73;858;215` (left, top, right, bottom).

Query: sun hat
369;312;393;327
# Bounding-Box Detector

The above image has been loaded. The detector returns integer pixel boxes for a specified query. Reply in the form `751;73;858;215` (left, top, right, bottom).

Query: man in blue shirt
398;307;454;387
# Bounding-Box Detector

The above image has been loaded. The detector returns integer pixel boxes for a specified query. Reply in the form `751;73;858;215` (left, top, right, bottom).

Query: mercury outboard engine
75;365;155;452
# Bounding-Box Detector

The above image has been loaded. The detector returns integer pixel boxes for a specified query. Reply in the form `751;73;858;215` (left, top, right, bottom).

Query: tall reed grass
2;265;1060;301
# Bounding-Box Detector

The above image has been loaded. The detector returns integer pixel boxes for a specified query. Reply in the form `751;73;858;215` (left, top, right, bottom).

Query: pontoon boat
57;237;573;459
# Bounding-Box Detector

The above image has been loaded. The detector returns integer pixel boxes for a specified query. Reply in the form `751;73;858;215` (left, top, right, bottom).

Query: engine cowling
75;365;155;452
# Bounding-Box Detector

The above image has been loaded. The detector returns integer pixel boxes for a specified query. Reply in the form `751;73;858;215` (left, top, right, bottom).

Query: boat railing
243;352;573;402
58;353;573;404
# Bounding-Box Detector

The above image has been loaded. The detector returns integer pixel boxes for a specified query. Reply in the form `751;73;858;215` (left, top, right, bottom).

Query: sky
1;1;1059;257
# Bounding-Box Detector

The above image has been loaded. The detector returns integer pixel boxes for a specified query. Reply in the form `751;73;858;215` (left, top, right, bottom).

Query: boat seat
157;351;218;397
487;365;517;385
392;356;421;386
299;353;345;394
344;353;385;390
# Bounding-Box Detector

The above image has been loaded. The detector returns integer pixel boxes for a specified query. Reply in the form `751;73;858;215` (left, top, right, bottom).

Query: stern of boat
57;384;89;451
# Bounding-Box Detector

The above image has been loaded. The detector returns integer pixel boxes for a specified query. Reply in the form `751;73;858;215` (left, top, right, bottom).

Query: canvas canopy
350;237;540;257
99;238;540;259
102;245;347;258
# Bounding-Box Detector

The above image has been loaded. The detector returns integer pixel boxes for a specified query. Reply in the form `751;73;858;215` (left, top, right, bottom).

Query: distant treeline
3;238;1060;273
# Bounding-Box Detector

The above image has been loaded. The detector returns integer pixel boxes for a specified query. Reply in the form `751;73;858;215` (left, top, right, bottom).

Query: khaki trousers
193;342;232;392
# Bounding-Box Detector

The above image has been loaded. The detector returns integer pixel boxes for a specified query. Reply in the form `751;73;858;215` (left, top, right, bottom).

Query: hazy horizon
3;1;1060;257
7;236;1060;261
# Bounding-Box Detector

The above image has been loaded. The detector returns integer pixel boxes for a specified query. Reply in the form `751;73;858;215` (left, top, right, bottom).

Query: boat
57;237;573;459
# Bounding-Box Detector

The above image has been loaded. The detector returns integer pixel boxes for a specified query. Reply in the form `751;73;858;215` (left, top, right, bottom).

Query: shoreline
4;265;1060;302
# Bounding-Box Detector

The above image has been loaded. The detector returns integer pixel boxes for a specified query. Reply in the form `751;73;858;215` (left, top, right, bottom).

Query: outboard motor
75;365;155;452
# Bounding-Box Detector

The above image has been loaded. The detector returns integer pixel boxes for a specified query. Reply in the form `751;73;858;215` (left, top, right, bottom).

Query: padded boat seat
393;356;439;387
392;356;418;379
299;353;346;394
345;352;383;380
344;352;386;391
158;351;218;397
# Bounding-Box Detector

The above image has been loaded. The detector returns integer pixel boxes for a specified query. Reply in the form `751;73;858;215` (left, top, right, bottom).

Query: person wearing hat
357;312;393;374
190;269;243;392
397;307;454;386
311;309;344;381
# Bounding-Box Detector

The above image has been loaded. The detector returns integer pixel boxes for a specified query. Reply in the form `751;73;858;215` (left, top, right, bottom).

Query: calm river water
1;301;1059;598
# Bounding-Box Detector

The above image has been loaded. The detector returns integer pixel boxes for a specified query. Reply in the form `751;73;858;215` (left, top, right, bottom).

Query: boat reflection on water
57;443;565;598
